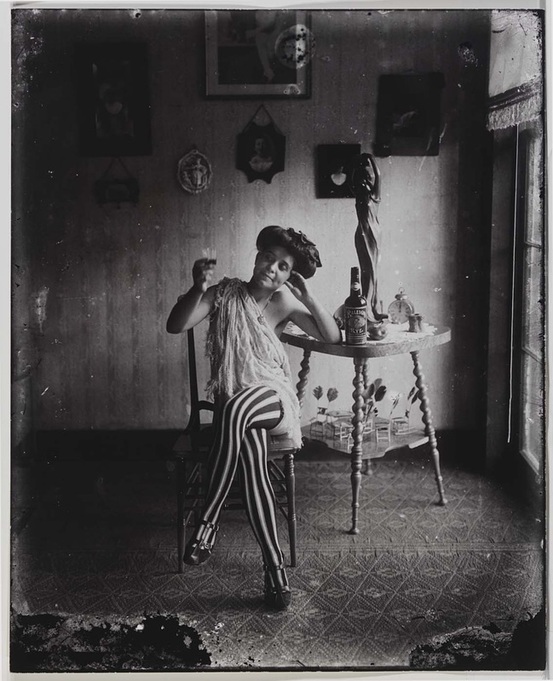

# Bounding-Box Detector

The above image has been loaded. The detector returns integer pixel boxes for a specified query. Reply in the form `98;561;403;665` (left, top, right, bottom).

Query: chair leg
284;452;297;567
177;461;206;573
176;459;186;574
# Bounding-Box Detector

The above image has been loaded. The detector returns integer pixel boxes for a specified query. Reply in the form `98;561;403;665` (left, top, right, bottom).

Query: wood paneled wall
12;9;491;434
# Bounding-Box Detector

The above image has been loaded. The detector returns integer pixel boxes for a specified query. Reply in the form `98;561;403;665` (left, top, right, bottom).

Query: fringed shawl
206;278;302;447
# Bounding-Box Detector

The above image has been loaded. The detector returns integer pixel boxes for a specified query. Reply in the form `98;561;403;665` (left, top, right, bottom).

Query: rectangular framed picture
316;144;361;198
374;73;445;157
205;10;312;99
75;42;152;157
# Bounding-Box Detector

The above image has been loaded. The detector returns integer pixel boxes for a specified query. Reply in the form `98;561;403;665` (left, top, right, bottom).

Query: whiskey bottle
344;267;367;345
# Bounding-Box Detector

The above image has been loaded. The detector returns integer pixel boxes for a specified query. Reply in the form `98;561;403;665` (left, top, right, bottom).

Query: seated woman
166;225;341;610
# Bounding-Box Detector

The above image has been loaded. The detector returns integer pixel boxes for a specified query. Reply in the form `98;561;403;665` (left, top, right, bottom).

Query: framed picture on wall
316;144;361;198
205;9;313;98
236;119;286;183
374;72;445;157
75;42;152;157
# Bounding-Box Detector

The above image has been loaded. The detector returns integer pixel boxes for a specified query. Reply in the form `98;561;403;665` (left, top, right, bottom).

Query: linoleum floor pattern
12;454;544;670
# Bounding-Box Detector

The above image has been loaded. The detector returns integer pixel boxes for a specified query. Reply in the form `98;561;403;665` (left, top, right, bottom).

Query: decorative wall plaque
177;149;212;194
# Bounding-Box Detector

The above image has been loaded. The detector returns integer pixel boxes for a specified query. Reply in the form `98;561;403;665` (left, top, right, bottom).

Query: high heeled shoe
264;565;291;610
183;520;219;566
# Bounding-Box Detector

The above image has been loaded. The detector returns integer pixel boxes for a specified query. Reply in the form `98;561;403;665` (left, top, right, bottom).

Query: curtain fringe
487;78;543;131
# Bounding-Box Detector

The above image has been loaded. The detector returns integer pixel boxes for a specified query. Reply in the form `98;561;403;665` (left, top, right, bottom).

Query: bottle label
345;306;367;344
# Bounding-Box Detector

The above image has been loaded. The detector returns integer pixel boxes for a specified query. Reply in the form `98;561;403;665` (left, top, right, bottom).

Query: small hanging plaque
94;157;139;208
177;149;212;194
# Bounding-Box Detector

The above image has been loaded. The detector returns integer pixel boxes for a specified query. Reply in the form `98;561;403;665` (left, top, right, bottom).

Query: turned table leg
360;362;372;476
349;357;367;534
411;350;447;506
295;349;312;408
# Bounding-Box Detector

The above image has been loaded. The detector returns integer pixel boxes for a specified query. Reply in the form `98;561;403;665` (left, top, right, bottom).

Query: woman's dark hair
256;225;322;279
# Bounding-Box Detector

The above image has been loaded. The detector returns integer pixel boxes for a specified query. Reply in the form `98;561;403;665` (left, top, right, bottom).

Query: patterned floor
11;451;544;671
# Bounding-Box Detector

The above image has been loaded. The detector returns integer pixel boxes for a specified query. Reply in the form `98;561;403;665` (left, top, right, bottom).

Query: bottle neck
350;268;361;293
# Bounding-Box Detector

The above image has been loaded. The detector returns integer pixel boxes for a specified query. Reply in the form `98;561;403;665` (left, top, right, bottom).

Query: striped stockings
199;385;286;568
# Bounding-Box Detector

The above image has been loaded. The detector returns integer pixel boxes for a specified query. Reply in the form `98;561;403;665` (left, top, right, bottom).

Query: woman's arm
284;272;342;344
166;259;216;334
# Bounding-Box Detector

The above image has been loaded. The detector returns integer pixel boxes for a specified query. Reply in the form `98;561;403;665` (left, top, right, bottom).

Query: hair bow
288;228;322;267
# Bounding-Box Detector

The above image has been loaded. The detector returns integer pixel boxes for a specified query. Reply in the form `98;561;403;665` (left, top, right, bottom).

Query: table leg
362;362;370;391
349;357;367;534
295;349;311;408
360;362;371;475
411;350;448;506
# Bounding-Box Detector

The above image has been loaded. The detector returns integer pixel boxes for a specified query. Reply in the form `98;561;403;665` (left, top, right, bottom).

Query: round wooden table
281;325;451;535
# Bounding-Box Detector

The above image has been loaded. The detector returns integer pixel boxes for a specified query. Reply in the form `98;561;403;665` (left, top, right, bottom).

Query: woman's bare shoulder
272;286;298;312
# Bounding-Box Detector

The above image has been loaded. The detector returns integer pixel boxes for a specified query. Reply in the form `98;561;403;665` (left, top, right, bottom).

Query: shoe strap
200;519;219;532
264;565;289;590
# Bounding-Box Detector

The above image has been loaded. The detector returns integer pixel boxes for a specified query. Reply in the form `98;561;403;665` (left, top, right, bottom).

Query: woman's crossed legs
183;385;291;607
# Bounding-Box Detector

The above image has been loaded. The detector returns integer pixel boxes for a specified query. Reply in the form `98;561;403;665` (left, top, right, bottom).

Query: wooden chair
173;328;298;573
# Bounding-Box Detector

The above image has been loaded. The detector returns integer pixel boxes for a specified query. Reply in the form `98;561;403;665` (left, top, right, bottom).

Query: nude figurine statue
350;152;385;322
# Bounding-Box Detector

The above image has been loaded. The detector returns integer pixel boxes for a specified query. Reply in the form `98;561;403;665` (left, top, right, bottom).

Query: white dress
206;278;302;448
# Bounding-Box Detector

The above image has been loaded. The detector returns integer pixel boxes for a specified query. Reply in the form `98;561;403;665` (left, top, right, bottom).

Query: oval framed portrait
236;121;285;184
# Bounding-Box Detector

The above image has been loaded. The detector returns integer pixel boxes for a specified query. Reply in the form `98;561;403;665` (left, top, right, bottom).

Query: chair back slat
187;328;200;413
186;328;215;434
